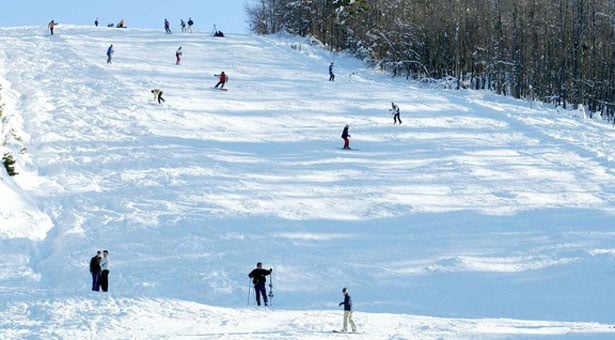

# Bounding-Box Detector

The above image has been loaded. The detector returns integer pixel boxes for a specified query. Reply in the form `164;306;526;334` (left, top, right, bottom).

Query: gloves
269;268;273;272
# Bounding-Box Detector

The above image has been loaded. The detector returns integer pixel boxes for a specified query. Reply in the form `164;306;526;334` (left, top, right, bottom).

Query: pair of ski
332;330;361;334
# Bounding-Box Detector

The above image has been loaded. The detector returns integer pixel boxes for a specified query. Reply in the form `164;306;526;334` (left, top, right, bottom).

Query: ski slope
0;25;614;339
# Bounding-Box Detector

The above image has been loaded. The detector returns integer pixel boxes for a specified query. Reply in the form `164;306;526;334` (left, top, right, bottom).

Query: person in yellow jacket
48;20;56;35
151;89;165;104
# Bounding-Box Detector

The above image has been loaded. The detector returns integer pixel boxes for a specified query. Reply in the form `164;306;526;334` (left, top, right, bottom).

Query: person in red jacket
214;71;228;89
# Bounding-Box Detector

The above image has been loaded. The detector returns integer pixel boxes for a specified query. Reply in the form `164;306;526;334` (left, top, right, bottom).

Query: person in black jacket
341;125;351;150
248;262;272;306
338;287;357;333
89;251;102;291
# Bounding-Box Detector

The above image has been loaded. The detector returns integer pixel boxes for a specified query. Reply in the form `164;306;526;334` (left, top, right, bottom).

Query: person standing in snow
180;19;186;32
48;20;56;35
175;46;183;65
99;250;110;292
248;262;272;306
106;44;114;64
151;89;165;104
89;250;102;291
164;19;172;33
214;71;228;89
187;17;194;33
329;62;335;81
338;287;357;333
341;124;351;150
95;18;99;27
391;102;402;124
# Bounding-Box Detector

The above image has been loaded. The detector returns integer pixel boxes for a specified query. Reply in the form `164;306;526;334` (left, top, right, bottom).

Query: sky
0;0;254;33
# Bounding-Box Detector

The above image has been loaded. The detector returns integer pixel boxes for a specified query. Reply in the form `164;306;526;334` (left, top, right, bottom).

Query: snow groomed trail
0;25;614;339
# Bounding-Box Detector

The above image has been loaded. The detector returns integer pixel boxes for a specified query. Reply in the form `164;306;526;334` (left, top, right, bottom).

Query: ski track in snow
0;25;614;338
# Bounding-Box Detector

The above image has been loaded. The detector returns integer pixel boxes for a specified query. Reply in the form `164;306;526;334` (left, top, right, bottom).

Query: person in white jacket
99;250;110;292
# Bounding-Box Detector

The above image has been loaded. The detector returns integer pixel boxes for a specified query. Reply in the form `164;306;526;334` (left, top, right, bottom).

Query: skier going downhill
151;89;165;104
214;71;228;89
175;46;183;65
248;262;272;306
341;124;351;150
391;102;402;124
106;44;114;64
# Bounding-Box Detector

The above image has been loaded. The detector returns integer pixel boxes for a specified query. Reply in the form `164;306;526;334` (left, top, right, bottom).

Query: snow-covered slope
0;25;613;339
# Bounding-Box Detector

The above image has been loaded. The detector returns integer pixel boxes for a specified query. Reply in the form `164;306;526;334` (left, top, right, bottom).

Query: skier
180;19;186;32
391;102;402;124
95;18;99;27
48;20;56;35
106;44;114;64
151;89;165;104
187;17;194;32
214;71;228;89
89;251;102;291
329;62;335;81
164;19;171;34
338;287;357;333
175;46;183;65
248;262;272;306
99;250;110;292
341;124;351;150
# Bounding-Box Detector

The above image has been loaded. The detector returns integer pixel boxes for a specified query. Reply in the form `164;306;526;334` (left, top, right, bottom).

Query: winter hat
342;287;348;293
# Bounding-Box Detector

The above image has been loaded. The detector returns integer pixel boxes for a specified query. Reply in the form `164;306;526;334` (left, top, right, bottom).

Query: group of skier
89;250;111;292
87;257;356;332
247;262;356;333
330;62;402;150
340;102;402;150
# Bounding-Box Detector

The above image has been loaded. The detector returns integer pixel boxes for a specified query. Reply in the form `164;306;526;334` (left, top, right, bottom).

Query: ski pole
247;279;251;306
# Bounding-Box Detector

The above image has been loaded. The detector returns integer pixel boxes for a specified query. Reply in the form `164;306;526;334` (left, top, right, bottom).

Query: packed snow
0;25;614;339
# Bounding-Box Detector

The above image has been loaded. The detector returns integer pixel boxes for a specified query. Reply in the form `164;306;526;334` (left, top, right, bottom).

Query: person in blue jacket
338;287;357;333
106;44;114;64
329;62;335;81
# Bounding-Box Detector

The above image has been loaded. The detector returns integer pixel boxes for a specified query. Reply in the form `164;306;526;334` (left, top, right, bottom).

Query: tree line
246;0;615;119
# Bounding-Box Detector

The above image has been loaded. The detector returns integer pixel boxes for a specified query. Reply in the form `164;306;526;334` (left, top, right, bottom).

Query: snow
0;25;614;339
